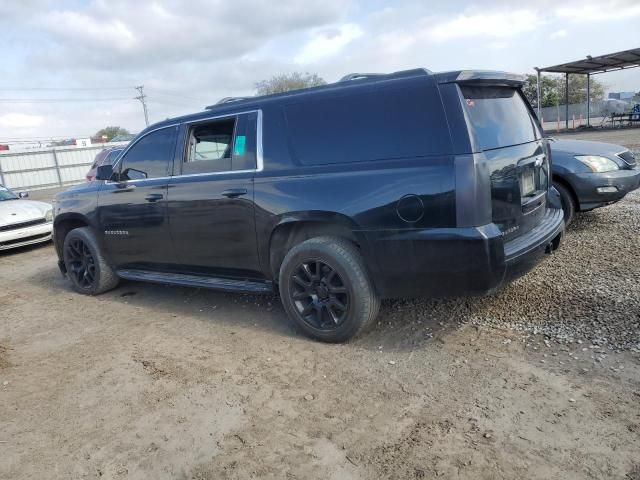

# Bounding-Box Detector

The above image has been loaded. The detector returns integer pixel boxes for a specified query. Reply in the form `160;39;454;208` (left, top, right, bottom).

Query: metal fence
0;143;128;192
539;99;633;124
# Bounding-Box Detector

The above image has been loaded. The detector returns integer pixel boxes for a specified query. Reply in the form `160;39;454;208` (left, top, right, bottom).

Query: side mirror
18;191;29;198
96;164;114;181
123;168;147;181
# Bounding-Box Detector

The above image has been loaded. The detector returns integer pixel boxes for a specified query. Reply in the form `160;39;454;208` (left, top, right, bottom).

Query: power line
0;98;133;103
146;90;209;102
0;135;96;141
0;86;133;91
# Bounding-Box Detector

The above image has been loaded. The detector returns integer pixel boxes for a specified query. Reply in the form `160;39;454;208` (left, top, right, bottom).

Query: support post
51;149;63;187
135;85;149;127
565;73;569;131
586;74;591;128
535;68;542;122
0;157;5;186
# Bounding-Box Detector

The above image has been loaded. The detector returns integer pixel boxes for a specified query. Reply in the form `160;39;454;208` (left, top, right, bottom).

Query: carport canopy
534;47;640;128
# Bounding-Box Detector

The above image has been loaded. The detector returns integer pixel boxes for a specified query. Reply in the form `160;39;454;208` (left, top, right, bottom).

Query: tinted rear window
284;82;451;165
461;86;540;151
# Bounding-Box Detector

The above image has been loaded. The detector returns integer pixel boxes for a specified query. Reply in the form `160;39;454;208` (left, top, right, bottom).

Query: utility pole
134;85;149;127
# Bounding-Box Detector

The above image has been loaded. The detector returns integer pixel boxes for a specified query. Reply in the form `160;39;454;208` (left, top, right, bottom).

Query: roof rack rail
339;73;386;82
205;96;252;110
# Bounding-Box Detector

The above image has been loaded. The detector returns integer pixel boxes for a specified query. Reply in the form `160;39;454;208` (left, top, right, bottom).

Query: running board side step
116;269;273;294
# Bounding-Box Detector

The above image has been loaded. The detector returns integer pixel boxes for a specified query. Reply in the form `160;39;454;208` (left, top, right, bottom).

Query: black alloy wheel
64;237;96;289
289;260;350;330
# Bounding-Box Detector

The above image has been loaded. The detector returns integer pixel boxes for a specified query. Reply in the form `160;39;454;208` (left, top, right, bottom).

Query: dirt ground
1;129;639;480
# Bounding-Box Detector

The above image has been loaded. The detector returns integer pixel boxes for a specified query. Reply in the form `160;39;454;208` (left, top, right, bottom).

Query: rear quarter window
284;82;451;166
461;86;540;151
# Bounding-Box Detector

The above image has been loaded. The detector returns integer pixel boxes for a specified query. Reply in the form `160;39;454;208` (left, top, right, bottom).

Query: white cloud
488;41;508;50
2;0;640;142
42;11;137;52
550;29;568;39
35;0;351;68
428;9;541;41
0;113;44;129
294;23;363;64
555;1;640;22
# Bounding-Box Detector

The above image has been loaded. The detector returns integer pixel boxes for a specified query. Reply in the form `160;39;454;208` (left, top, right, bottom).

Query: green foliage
94;126;131;142
523;74;560;108
523;74;605;108
255;72;326;95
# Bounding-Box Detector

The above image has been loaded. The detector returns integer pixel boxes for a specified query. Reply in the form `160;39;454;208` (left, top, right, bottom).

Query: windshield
0;185;18;201
461;86;541;151
104;149;124;165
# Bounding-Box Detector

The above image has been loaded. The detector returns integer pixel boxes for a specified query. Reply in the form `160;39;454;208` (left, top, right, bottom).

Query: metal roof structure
534;48;640;129
537;47;640;75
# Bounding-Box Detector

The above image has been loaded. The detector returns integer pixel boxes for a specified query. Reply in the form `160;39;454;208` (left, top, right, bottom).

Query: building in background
608;91;635;101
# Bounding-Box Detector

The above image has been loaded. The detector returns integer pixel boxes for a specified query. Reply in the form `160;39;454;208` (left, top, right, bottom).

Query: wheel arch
552;174;580;211
53;213;93;258
267;213;372;282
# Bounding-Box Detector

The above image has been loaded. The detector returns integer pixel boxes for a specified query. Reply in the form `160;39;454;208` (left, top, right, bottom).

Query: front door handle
112;184;136;193
145;193;164;202
221;188;248;198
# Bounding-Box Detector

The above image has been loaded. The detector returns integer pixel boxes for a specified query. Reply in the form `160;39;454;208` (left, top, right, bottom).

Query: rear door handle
221;188;248;198
145;193;164;202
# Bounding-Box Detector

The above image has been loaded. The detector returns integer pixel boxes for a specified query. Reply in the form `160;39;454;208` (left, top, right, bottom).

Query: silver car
0;185;53;251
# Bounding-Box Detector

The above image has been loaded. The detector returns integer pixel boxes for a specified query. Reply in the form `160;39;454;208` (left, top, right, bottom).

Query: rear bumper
363;207;564;299
0;222;53;251
570;167;640;211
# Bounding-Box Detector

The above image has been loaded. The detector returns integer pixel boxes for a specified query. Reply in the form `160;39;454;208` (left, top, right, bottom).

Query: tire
278;236;380;343
553;181;576;226
63;227;119;295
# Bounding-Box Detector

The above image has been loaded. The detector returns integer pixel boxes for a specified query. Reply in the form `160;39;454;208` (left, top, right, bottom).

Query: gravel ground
382;186;640;353
378;134;640;354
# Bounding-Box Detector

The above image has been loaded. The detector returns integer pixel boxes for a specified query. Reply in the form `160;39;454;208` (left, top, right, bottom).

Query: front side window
117;127;177;181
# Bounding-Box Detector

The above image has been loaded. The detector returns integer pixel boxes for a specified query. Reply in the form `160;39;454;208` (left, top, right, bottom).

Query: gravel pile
469;187;640;352
382;149;640;353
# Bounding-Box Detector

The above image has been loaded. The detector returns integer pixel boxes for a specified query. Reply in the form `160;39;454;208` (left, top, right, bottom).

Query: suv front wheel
279;236;380;342
63;227;119;295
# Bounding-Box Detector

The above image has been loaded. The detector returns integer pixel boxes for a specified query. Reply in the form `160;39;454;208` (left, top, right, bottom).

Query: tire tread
278;236;380;342
64;227;119;295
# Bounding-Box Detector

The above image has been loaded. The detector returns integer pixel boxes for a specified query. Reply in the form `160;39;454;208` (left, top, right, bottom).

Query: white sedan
0;185;53;251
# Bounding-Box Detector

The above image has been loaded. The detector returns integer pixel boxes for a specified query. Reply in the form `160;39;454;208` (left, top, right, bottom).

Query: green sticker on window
233;135;246;156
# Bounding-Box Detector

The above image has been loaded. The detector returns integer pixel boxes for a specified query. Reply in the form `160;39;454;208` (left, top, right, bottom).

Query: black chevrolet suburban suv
54;68;564;342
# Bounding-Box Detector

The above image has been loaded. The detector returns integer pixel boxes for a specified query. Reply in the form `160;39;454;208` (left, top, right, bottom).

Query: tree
523;74;561;108
94;126;131;142
559;74;605;105
522;73;605;108
255;72;326;95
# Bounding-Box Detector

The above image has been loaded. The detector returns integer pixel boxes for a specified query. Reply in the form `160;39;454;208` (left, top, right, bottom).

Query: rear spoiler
436;70;525;87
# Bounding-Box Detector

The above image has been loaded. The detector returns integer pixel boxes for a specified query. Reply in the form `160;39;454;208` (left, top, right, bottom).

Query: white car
0;185;53;251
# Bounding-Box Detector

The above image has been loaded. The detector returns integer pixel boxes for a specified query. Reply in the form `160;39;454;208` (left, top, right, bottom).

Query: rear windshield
461;86;540;151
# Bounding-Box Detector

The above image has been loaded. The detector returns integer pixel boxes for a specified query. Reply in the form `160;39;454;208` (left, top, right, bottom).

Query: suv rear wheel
63;227;119;295
279;236;380;342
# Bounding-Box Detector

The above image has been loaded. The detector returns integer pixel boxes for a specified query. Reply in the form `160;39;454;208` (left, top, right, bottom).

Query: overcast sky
1;0;639;142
